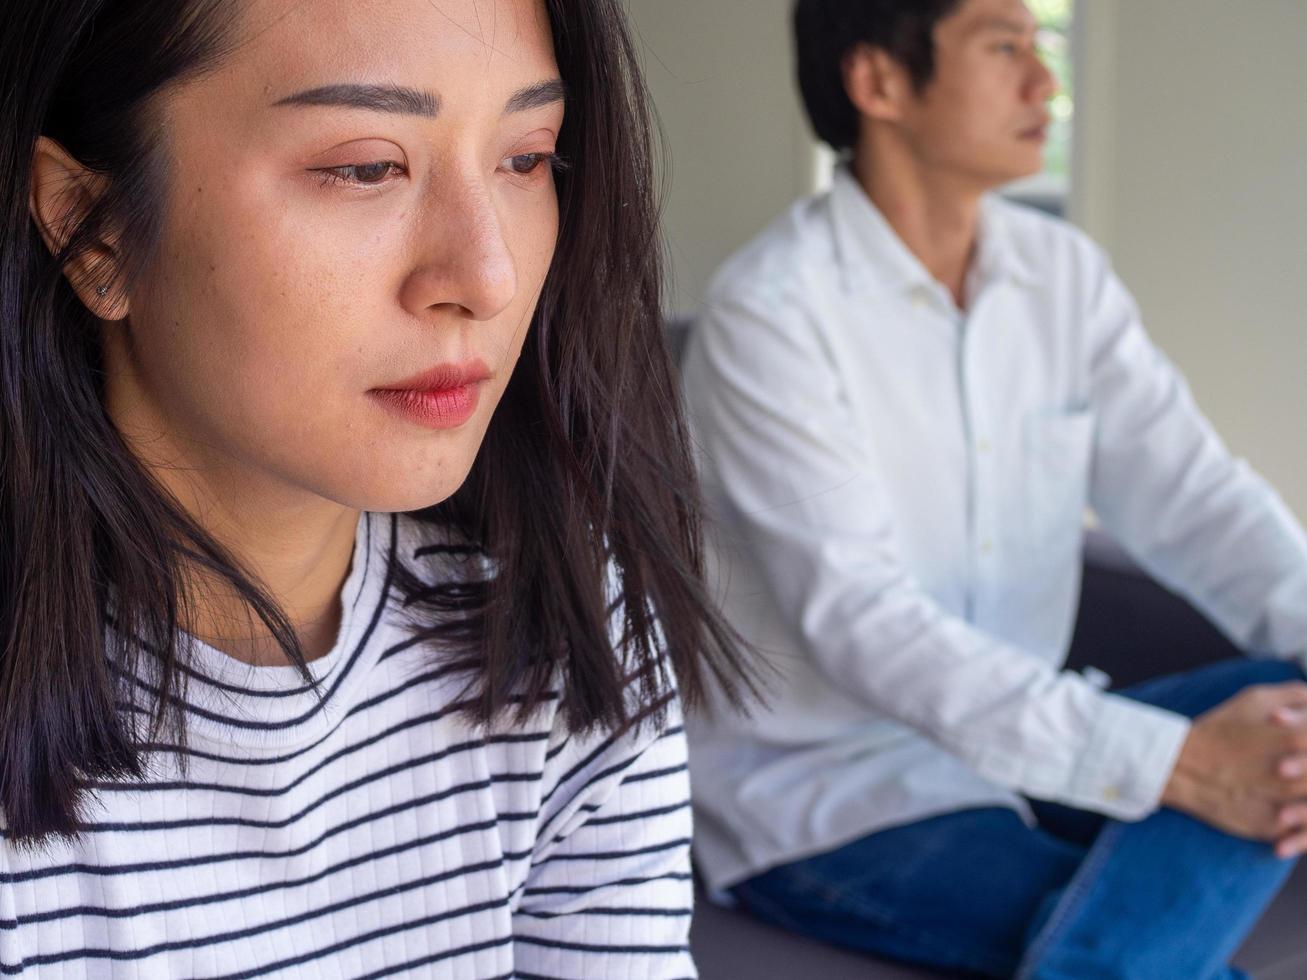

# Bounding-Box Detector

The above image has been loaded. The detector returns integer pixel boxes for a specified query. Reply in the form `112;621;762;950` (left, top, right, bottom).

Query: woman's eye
504;153;555;176
313;161;405;187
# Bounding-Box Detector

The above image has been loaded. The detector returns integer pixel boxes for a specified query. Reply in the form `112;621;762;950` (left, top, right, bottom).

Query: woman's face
109;0;563;513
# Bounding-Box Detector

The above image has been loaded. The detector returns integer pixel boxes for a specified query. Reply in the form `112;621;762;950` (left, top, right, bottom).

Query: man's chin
949;155;1048;196
990;156;1049;191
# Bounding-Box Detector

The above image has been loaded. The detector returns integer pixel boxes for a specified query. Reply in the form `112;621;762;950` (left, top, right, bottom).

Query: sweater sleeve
512;695;696;980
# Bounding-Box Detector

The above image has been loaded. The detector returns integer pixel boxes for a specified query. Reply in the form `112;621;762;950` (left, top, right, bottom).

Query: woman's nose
399;180;518;323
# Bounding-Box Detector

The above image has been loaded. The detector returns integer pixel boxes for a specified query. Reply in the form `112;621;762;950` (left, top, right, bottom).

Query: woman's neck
181;501;361;667
103;329;369;666
107;395;361;666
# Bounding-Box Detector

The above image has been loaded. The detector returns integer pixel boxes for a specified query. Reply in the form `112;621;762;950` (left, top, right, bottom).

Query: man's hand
1161;681;1307;858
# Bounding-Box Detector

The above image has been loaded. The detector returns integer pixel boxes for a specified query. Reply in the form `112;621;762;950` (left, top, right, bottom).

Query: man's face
899;0;1057;189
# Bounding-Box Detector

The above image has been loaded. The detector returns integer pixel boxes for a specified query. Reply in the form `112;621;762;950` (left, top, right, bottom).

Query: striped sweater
0;513;696;978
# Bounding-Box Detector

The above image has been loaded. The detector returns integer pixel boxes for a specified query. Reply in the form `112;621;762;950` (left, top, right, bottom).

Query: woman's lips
369;359;491;430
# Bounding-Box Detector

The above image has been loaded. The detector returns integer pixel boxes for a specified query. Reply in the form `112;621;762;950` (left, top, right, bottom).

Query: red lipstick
369;360;491;430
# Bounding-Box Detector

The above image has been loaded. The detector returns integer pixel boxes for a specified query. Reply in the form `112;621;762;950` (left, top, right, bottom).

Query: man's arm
1080;244;1307;849
1084;245;1307;663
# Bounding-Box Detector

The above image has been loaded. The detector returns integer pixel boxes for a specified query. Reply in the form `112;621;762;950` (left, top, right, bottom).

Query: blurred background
627;0;1307;519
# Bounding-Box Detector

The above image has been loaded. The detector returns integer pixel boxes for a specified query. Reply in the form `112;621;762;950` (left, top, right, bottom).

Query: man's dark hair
793;0;967;152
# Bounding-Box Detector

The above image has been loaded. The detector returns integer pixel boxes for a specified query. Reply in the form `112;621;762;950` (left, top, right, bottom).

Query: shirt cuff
1064;693;1192;821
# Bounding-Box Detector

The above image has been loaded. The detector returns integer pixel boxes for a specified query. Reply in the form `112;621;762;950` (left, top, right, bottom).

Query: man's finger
1276;828;1307;860
1266;683;1307;722
1273;706;1307;726
1277;802;1307;832
1278;755;1307;780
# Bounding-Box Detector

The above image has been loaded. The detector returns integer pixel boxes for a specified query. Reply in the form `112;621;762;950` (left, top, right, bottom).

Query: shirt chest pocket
1018;409;1097;559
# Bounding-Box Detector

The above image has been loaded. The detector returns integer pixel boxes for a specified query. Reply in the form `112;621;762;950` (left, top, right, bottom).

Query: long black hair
1;0;756;846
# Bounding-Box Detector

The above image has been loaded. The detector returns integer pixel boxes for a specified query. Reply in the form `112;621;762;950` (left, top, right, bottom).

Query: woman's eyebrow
270;78;565;118
273;83;440;117
504;78;566;114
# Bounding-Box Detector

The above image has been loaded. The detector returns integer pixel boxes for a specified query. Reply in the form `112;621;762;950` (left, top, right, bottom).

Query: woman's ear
842;43;913;125
28;136;130;321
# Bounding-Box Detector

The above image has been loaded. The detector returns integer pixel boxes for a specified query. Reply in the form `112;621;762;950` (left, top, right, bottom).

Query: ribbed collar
117;512;400;752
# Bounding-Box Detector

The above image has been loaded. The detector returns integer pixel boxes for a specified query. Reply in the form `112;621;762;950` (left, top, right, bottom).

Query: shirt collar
975;194;1040;290
828;164;1039;299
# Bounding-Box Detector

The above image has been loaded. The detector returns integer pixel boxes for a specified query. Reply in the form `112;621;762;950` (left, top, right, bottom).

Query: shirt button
977;438;992;454
1104;786;1121;802
979;539;994;556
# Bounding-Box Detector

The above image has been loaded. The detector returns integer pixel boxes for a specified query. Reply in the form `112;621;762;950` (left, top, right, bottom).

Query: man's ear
28;136;129;321
842;44;914;125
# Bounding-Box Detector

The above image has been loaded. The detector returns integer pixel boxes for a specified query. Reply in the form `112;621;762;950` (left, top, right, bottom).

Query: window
1005;0;1076;214
1032;0;1074;186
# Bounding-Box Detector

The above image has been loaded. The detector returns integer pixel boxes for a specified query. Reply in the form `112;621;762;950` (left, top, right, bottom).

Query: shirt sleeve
1083;245;1307;668
512;696;696;980
684;286;1190;821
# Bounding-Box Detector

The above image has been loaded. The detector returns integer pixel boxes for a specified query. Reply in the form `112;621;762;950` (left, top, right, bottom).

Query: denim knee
1120;657;1306;719
1217;657;1304;690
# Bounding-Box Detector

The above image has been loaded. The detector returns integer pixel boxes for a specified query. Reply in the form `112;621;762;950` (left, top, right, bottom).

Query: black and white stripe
0;513;696;979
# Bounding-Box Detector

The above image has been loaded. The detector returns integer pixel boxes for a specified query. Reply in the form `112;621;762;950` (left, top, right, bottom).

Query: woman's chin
325;468;477;515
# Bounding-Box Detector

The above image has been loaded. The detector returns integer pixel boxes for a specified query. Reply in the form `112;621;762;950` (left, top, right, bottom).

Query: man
681;1;1307;976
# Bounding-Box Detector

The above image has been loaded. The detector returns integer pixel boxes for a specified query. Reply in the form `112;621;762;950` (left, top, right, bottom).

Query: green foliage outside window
1029;0;1074;182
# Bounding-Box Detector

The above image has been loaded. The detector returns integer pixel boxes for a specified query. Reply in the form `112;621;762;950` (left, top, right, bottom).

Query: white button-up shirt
682;166;1307;894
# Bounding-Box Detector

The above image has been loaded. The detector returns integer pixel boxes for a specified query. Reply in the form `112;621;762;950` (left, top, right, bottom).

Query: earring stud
96;284;110;297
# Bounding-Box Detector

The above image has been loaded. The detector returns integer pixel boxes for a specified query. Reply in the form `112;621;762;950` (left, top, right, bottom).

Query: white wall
1074;0;1307;518
625;0;818;314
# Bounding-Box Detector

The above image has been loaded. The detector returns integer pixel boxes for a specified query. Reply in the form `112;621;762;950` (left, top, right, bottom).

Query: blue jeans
731;658;1304;979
